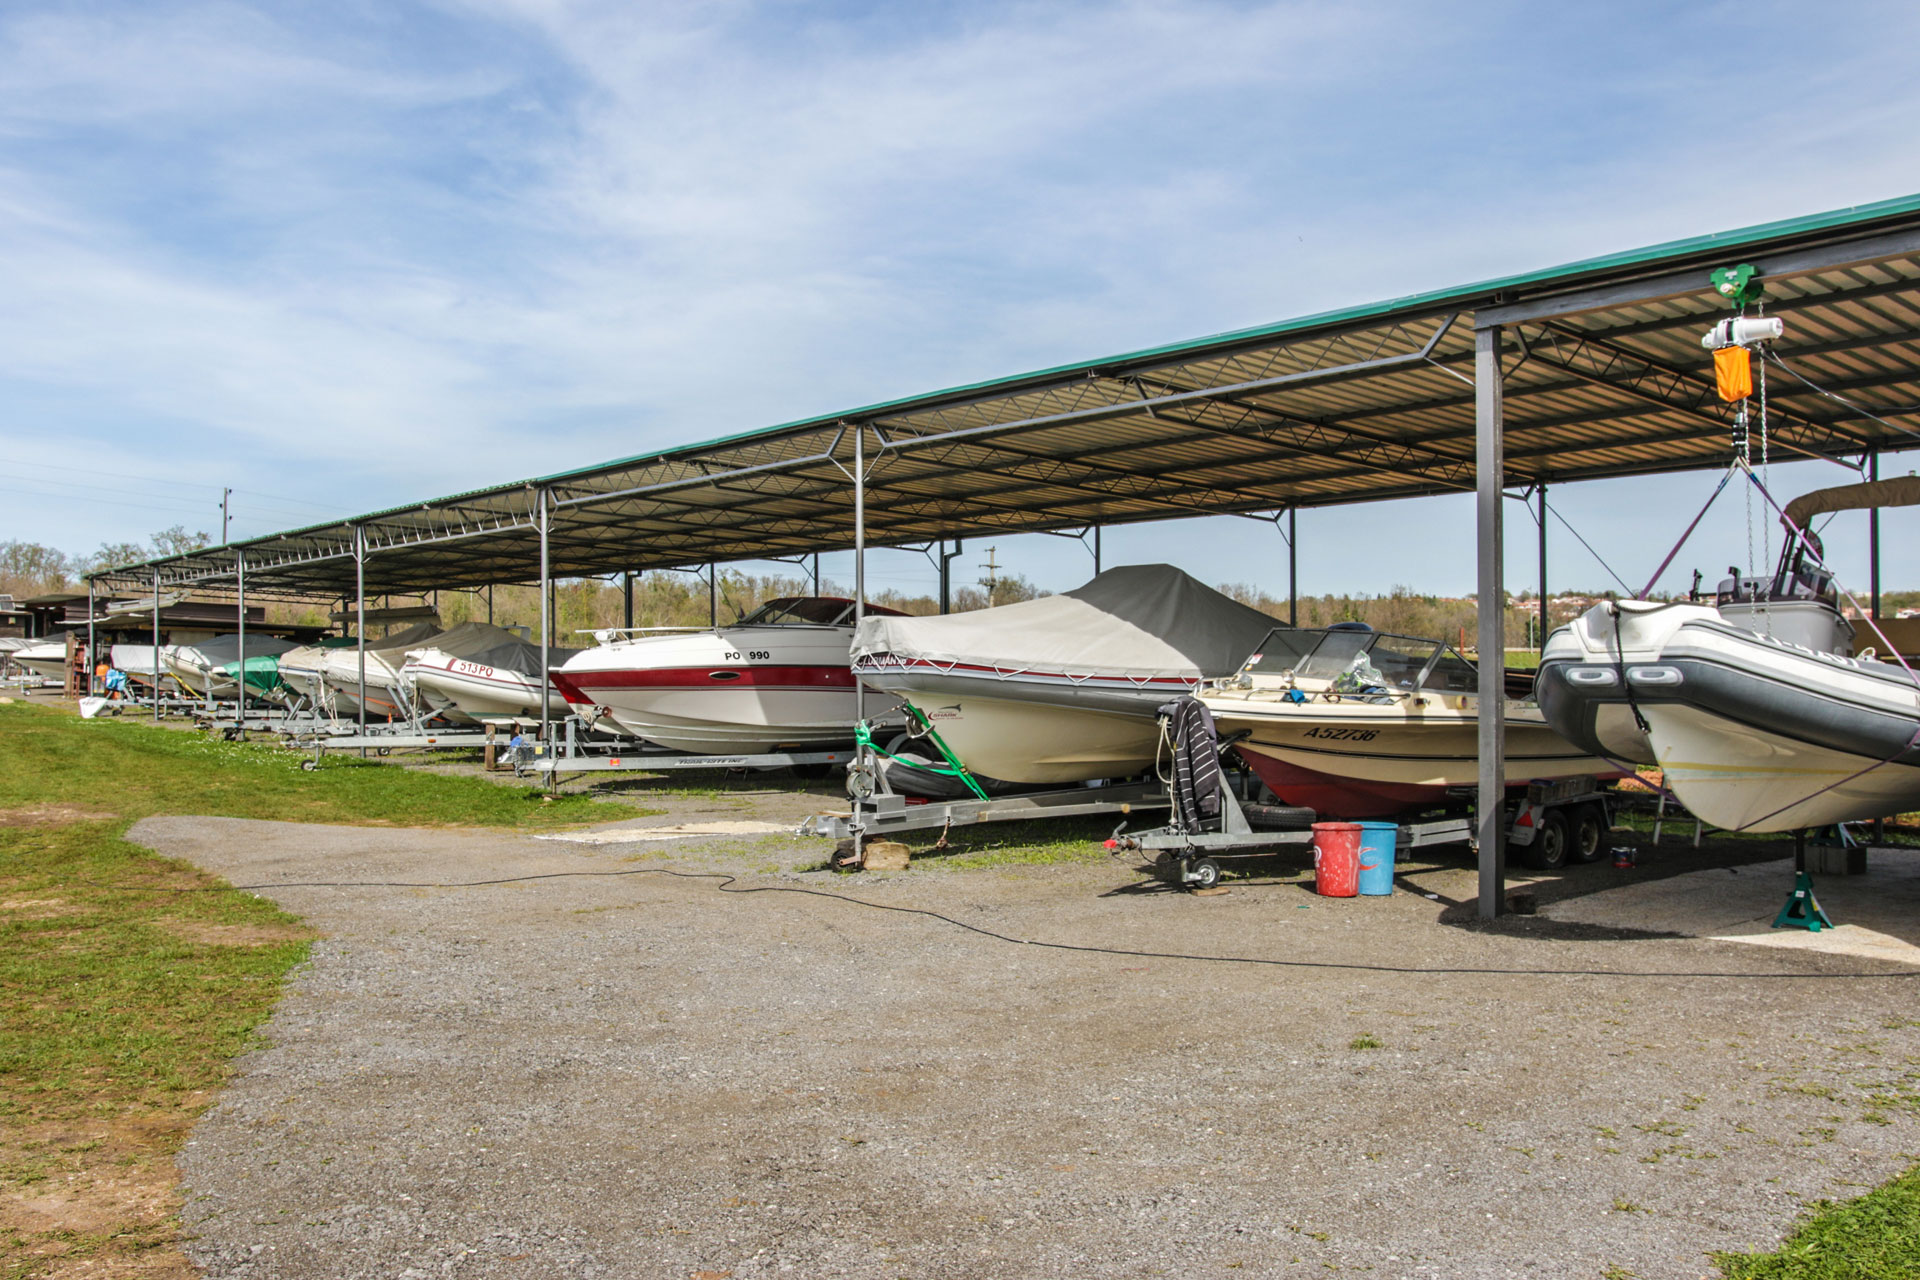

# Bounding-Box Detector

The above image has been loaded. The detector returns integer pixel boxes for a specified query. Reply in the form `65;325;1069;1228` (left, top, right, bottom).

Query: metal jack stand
1773;830;1834;932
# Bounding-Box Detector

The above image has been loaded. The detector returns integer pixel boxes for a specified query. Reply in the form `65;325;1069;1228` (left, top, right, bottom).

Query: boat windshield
1244;628;1478;693
733;597;855;626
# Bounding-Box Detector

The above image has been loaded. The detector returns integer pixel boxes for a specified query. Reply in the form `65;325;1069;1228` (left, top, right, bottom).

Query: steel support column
1870;449;1882;619
151;568;160;722
1475;324;1507;921
86;578;96;697
623;571;634;630
354;525;367;740
708;565;718;628
538;488;551;739
812;552;821;595
1093;525;1102;575
1537;482;1548;652
938;539;964;614
236;550;246;714
1288;509;1298;627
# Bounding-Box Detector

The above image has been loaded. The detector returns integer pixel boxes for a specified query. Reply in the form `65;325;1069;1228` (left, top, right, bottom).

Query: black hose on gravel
138;866;1920;983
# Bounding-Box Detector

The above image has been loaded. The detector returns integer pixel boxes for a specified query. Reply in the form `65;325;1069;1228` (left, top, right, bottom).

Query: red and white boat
550;597;905;754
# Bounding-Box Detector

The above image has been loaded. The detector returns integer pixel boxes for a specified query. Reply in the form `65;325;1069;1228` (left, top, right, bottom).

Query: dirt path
139;815;1920;1279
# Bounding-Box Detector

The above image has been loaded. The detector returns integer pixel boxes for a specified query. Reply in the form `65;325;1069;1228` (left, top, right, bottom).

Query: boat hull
13;645;69;682
1637;619;1920;831
404;653;540;724
1209;696;1613;819
853;663;1189;783
555;627;885;755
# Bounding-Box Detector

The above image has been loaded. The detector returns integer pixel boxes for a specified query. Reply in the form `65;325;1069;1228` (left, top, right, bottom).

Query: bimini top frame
88;192;1920;603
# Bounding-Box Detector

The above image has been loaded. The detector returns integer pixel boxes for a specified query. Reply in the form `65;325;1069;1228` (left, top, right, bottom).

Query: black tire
300;759;318;772
1189;858;1222;890
1569;804;1607;864
1522;810;1570;870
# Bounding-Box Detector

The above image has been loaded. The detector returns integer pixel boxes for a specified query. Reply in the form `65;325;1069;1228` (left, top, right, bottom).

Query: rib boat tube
552;597;904;754
1203;626;1614;818
851;565;1282;784
403;626;582;726
1538;538;1854;767
1537;476;1920;831
1622;615;1920;832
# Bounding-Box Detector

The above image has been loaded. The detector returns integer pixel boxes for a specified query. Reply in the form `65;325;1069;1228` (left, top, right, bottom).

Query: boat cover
179;634;300;666
852;563;1283;679
406;622;582;672
1784;476;1920;527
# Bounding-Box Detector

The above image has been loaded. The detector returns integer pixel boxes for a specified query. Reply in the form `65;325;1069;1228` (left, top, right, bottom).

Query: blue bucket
1355;821;1399;895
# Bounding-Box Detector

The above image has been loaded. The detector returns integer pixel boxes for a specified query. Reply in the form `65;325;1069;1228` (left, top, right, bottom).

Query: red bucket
1311;822;1361;897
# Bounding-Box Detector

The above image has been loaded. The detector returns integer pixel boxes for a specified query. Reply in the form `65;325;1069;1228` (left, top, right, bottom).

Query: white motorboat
1537;477;1920;832
552;597;902;754
402;625;582;726
12;641;69;683
851;565;1281;784
161;633;299;697
1203;625;1615;819
314;621;444;720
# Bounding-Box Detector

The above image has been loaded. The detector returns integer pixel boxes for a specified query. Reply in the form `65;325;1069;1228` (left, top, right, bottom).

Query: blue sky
4;0;1920;602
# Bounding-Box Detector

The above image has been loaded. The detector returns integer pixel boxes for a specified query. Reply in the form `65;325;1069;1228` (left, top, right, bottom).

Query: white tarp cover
852;563;1283;680
405;622;582;672
175;633;300;666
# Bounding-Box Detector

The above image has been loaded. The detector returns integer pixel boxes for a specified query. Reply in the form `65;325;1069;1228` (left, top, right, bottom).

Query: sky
4;0;1920;604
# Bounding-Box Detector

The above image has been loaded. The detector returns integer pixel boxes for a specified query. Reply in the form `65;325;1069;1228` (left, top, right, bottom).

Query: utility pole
978;546;1000;607
221;488;232;543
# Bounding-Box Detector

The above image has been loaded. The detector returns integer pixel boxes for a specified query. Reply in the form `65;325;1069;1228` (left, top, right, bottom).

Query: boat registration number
452;661;498;678
1302;727;1379;741
720;651;772;661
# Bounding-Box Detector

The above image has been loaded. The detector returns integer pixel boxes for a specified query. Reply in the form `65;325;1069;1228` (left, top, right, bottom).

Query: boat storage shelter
89;192;1920;918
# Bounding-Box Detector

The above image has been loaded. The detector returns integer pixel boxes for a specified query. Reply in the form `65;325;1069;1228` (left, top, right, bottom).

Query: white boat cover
406;623;582;671
176;633;300;666
852;563;1282;679
331;621;443;668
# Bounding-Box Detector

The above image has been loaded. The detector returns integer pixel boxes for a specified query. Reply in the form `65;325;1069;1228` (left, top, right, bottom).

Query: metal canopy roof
91;193;1920;602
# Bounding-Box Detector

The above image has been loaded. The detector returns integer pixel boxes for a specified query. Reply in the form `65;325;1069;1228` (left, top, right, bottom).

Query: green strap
855;706;991;801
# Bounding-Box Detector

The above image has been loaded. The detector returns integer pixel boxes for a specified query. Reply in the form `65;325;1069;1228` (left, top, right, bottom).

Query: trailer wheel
1569;804;1607;863
1189;858;1222;890
300;759;318;772
1522;811;1570;870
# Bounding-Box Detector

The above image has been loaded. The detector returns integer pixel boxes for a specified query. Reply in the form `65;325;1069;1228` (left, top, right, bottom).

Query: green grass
1714;1163;1920;1278
0;699;614;1277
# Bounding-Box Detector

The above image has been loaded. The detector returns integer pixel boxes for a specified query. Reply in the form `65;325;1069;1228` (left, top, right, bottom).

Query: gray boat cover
405;622;582;672
1784;476;1920;527
852;563;1283;679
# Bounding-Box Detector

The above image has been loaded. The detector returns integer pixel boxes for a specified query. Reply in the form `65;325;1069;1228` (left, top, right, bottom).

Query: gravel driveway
137;812;1920;1280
